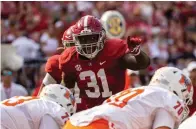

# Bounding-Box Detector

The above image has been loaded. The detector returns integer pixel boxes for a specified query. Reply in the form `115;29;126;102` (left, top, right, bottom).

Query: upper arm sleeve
45;56;62;83
39;115;60;129
105;39;128;59
112;39;129;58
153;108;175;129
115;40;129;58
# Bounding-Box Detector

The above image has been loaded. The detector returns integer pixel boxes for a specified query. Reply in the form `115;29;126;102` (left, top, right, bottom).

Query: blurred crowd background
1;1;196;95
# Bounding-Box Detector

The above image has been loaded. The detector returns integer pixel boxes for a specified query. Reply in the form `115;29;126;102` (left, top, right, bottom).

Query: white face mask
74;31;105;59
182;105;190;121
76;41;104;59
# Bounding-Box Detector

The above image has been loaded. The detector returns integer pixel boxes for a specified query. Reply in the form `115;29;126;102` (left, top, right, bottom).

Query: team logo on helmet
101;11;126;39
62;25;75;48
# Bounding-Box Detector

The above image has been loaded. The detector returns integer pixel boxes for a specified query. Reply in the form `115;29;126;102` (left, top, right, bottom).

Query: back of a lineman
1;84;76;129
64;67;193;129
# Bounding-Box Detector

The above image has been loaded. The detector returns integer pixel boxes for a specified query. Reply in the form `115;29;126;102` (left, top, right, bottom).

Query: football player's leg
64;119;109;129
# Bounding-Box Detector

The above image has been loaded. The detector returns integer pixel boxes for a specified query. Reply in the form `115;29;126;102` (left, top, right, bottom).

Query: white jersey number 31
75;68;112;103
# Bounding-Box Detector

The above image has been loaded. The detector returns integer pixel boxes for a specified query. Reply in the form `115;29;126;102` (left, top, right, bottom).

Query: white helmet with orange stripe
149;67;194;119
39;84;76;116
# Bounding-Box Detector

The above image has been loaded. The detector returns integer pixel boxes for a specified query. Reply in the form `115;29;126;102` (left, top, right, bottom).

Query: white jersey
70;86;184;129
178;112;196;129
1;96;69;129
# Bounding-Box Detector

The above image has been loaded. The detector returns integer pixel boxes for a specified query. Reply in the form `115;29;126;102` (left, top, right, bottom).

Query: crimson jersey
188;85;196;115
45;55;62;84
59;39;129;112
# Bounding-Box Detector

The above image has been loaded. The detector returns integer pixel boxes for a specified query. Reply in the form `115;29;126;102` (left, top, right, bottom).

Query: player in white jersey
63;67;193;129
1;84;76;129
178;111;196;129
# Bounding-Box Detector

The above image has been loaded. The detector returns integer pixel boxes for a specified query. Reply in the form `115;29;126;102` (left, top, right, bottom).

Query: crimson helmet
72;15;106;59
62;25;75;48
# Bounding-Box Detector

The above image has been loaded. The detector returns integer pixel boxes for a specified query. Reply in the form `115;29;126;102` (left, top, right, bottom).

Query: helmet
62;25;75;48
187;61;196;72
182;61;196;76
149;67;194;120
72;15;106;59
101;10;126;39
39;84;76;116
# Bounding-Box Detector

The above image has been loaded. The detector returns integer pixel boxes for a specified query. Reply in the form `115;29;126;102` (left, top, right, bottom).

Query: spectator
12;31;40;60
40;25;58;57
1;69;28;101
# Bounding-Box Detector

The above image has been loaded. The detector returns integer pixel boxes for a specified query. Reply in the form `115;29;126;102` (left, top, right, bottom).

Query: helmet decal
64;90;71;99
39;84;77;115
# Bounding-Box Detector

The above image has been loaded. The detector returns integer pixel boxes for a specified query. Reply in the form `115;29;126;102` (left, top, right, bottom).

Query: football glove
127;36;142;56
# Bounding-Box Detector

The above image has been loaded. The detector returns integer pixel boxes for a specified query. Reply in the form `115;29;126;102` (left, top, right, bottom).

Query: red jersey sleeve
31;86;41;96
59;47;76;71
45;55;62;84
188;87;196;116
104;38;129;59
59;47;77;89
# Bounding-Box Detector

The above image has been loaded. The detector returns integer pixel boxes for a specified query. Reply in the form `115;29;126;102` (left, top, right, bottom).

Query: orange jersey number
2;96;38;106
106;88;144;108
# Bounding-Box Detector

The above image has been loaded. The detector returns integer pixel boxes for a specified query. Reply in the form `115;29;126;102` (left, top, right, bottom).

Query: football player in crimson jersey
36;25;75;96
58;15;150;112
